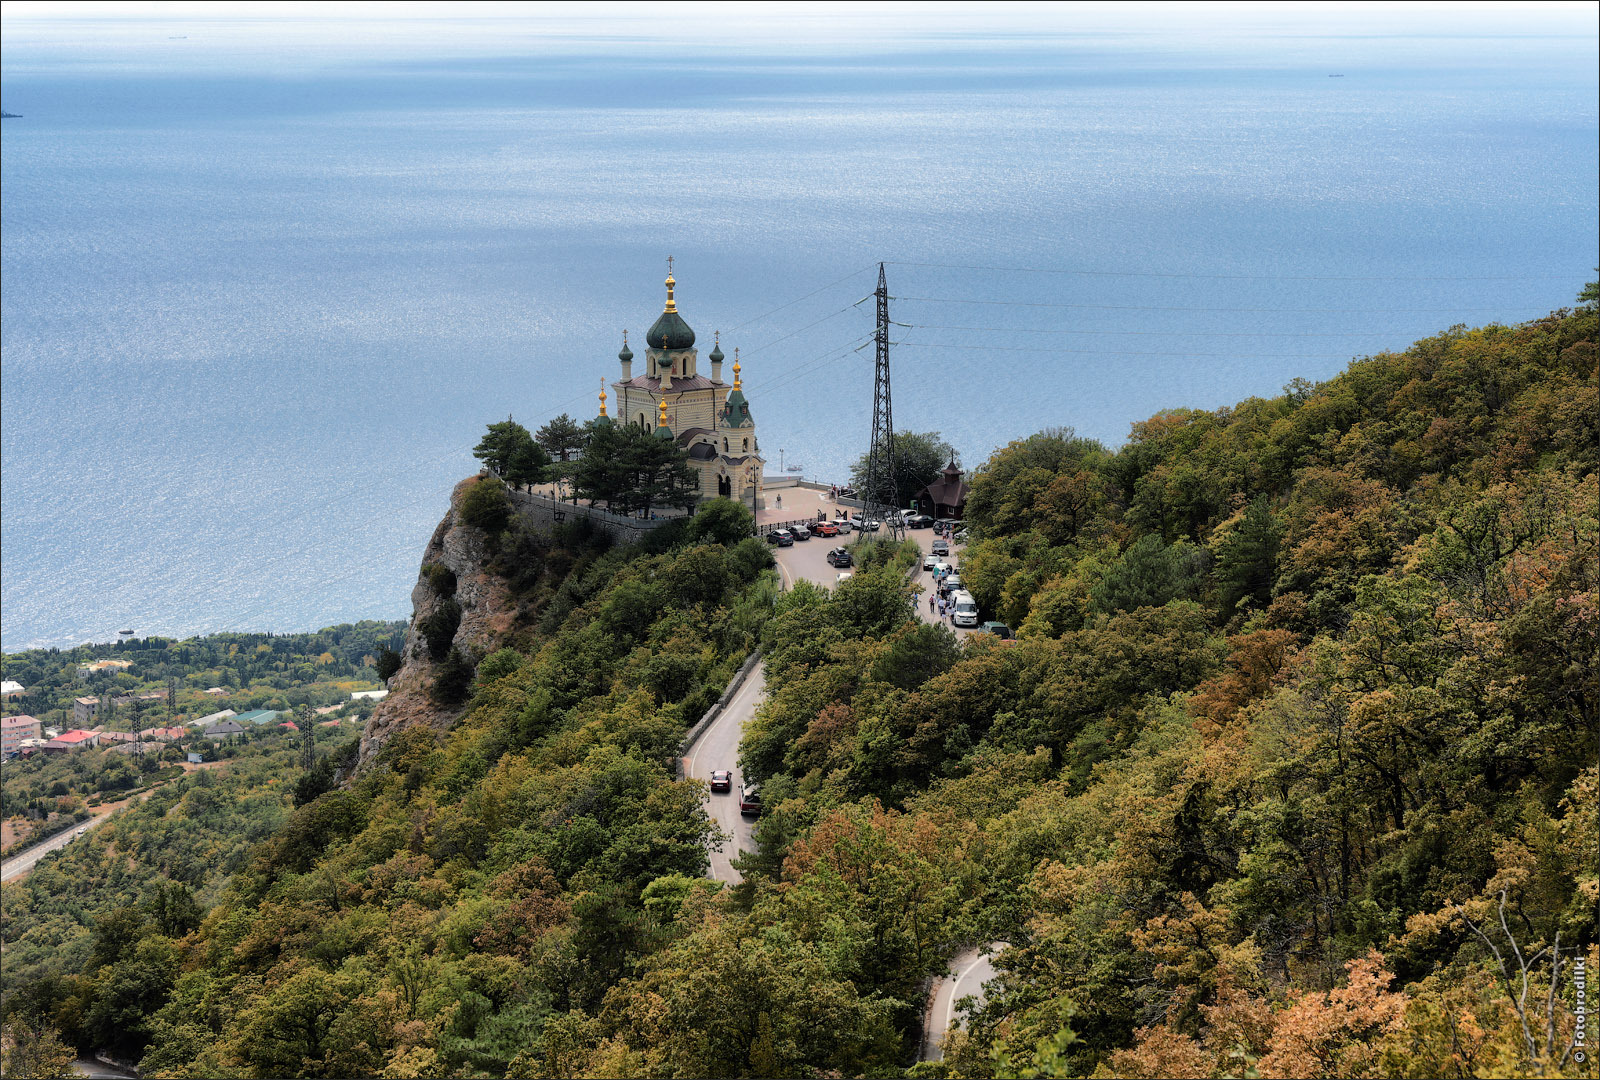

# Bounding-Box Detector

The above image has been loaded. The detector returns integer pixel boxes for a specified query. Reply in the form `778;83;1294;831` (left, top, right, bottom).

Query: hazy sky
4;2;1595;47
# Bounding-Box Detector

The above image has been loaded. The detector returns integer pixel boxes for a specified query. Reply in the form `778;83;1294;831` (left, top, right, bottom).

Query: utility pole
865;262;901;540
130;699;144;759
300;705;314;772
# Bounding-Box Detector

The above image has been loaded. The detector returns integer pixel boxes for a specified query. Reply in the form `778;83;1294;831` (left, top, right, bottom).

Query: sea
2;11;1596;650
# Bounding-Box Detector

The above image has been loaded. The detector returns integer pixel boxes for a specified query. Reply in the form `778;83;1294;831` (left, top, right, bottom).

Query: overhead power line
893;295;1540;315
898;340;1378;357
896;322;1427;339
885;259;1573;282
726;264;876;333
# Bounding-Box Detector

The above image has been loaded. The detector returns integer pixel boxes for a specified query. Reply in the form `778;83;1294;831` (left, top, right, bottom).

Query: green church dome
646;270;696;350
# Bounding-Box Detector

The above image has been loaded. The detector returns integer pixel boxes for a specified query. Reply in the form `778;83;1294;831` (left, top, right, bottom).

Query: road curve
924;944;1003;1060
1;816;107;882
683;515;868;883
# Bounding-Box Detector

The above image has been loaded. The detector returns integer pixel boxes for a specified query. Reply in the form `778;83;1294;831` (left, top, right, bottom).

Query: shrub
374;646;403;682
431;647;476;705
476;647;523;686
418;600;462;661
458;475;512;533
422;563;458;598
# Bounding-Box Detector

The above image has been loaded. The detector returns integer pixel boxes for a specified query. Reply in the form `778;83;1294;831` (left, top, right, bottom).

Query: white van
951;590;980;628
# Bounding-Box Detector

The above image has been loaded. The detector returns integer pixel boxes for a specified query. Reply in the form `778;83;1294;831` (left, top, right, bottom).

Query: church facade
600;265;766;509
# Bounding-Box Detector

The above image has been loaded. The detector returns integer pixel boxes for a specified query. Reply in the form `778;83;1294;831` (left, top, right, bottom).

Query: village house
190;709;237;729
42;729;101;754
2;715;43;757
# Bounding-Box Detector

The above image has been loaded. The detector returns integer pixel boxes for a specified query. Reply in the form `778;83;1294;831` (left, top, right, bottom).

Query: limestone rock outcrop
356;475;517;771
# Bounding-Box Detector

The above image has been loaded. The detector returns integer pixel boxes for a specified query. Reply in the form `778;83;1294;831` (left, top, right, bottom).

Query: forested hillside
1;292;1593;1080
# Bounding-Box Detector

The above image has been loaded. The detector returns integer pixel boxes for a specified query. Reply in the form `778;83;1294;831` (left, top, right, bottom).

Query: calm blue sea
2;17;1596;650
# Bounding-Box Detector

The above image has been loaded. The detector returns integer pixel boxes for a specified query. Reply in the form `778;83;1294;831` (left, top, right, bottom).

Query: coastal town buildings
604;263;766;508
73;697;100;726
2;715;43;756
42;729;101;754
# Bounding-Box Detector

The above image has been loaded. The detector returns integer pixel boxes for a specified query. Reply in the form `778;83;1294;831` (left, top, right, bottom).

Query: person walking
776;494;781;510
929;593;936;614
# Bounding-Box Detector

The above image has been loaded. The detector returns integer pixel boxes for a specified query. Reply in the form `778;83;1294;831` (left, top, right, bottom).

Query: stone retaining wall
507;489;680;546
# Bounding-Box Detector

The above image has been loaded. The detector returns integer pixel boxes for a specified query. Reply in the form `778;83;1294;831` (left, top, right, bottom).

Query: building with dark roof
914;460;970;520
604;262;767;507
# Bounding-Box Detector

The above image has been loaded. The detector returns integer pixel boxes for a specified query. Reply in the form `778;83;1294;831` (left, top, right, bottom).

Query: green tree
473;417;531;478
1089;534;1205;614
458;475;513;532
686;497;755;546
1211;496;1282;617
570;420;630;510
0;1018;76;1080
850;430;959;509
536;413;588;493
576;424;700;518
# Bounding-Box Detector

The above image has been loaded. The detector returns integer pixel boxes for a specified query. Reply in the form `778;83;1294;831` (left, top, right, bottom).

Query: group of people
927;562;958;621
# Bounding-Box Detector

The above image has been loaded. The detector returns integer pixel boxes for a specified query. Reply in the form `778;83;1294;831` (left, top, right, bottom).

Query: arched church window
742;437;749;452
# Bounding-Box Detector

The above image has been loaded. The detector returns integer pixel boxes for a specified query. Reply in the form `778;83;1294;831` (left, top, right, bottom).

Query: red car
813;521;839;537
710;769;732;793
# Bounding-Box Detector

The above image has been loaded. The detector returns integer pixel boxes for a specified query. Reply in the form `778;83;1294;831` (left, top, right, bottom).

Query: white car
922;552;939;571
951;591;980;628
836;572;854;585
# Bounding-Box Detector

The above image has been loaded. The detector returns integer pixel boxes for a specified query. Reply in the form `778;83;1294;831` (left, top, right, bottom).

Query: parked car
739;784;762;817
836;572;854;585
951;591;980;628
945;572;964;595
768;529;794;547
952;529;969;544
931;538;950;556
861;518;882;532
922;552;940;571
908;514;934;529
979;622;1013;639
813;521;839;537
827;548;854;567
791;524;811;540
834;518;854;532
710;769;733;792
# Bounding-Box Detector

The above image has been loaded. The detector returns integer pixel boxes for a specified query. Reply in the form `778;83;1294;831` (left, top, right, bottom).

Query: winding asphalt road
682;513;997;1061
682;523;844;883
1;816;107;882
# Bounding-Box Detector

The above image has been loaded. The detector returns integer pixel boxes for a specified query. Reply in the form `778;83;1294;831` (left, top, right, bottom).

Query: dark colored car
979;622;1013;639
791;524;812;540
767;529;794;547
709;769;733;793
908;515;934;529
739;784;762;817
931;538;950;556
827;547;853;567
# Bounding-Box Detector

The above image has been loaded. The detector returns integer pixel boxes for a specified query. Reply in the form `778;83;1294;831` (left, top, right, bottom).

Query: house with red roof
42;729;101;754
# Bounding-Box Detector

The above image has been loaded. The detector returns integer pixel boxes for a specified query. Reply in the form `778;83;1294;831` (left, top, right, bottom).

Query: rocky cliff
357;475;517;771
